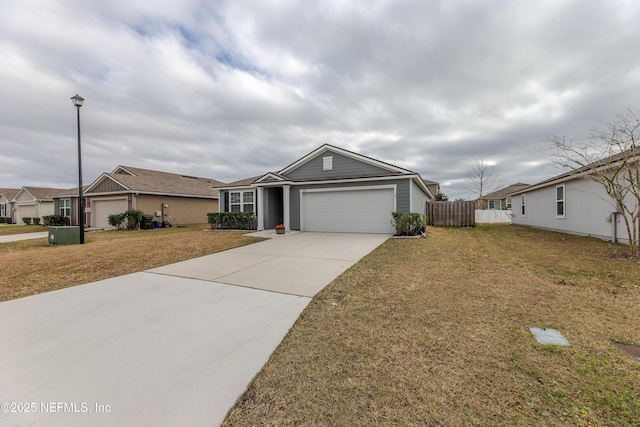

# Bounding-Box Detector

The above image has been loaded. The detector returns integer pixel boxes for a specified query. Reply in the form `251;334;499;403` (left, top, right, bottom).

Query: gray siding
511;178;626;244
411;180;429;214
289;179;411;230
286;151;394;180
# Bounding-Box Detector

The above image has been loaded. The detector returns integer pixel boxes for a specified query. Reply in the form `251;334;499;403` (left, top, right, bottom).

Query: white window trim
59;199;71;217
521;194;526;217
230;190;255;213
488;200;501;210
556;184;565;218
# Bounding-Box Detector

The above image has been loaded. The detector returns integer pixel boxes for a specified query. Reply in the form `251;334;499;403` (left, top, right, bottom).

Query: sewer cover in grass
614;343;640;362
529;327;570;346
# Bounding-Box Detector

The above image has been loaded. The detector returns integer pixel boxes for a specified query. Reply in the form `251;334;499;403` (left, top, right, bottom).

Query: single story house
0;188;19;223
12;187;71;225
83;166;224;228
50;187;88;226
510;154;631;244
217;144;437;234
477;183;530;210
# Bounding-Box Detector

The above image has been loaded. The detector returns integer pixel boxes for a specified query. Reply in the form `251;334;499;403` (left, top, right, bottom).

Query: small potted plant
275;224;285;234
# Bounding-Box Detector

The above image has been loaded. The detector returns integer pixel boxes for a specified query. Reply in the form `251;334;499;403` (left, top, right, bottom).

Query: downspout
611;212;619;243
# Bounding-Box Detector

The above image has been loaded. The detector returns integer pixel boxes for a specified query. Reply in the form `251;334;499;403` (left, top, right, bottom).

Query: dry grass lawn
0;226;262;302
224;224;640;426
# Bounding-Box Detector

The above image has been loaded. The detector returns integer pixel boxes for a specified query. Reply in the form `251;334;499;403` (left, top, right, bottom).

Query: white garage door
17;205;36;224
301;187;396;233
93;199;128;228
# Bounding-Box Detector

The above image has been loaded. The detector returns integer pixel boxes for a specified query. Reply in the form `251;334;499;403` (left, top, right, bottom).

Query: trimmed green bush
124;209;143;230
32;217;41;225
108;213;126;230
0;217;5;223
4;217;12;224
42;215;71;226
108;210;144;230
207;212;256;230
22;217;32;225
391;212;426;236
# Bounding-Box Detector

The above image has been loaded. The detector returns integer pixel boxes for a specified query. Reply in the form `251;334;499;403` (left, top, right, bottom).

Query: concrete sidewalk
0;232;388;426
0;231;48;243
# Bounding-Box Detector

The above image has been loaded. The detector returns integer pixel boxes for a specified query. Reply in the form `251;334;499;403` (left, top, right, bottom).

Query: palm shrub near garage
207;212;256;230
391;212;426;236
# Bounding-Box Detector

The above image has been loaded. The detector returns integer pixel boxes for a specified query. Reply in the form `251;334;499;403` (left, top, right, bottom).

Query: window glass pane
556;186;564;200
243;203;254;212
506;197;512;208
243;192;253;203
230;192;240;204
557;202;564;216
230;205;241;212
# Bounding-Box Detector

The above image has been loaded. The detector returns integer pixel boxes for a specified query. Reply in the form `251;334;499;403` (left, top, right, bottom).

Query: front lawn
224;224;640;426
0;226;262;302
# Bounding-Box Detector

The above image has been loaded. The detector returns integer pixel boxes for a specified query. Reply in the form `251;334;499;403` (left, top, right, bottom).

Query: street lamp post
71;94;85;244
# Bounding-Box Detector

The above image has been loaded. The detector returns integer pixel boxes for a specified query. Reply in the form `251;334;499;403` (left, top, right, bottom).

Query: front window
556;185;565;218
506;197;512;209
59;199;71;217
242;192;254;212
488;200;501;210
0;203;6;217
230;191;254;213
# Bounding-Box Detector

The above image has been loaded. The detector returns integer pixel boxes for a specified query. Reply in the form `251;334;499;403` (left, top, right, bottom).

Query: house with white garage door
0;188;19;223
217;144;437;233
84;166;224;228
12;187;71;224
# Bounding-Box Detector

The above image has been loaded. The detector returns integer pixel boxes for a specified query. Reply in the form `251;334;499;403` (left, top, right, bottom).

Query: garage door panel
302;188;395;234
93;199;128;228
18;205;36;224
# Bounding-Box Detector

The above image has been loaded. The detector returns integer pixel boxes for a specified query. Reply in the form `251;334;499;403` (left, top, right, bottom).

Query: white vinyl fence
475;209;512;223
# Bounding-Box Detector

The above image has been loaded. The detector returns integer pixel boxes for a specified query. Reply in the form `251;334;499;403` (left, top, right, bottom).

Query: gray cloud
1;0;640;199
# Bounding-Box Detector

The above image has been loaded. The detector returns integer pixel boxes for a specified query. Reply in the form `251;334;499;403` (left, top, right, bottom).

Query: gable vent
323;156;333;171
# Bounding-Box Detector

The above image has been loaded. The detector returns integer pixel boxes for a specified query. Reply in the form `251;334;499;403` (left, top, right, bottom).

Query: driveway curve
0;232;388;426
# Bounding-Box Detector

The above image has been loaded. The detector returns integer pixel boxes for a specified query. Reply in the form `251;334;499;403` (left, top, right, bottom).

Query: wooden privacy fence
426;201;476;227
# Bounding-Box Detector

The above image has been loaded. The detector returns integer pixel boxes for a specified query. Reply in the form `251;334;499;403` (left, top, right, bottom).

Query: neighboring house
510;159;628;244
83;166;224;228
217;144;437;234
12;187;70;224
477;183;530;210
0;188;19;223
50;186;89;226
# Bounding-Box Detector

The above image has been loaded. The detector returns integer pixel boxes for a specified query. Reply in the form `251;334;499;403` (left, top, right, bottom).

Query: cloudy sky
2;0;640;199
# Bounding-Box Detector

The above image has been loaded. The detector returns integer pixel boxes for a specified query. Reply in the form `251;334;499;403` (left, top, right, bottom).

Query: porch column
257;187;264;231
283;185;290;231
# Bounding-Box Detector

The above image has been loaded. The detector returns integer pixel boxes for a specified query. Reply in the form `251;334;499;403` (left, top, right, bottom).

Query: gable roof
483;183;530;199
0;188;19;202
85;165;225;198
278;144;416;176
214;175;262;190
15;186;73;202
510;147;640;196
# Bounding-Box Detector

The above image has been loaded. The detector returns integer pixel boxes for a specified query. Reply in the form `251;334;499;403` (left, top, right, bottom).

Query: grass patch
0;226;262;302
223;224;640;426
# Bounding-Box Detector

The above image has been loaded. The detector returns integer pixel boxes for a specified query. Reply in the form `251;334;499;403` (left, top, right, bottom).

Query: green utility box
48;226;81;245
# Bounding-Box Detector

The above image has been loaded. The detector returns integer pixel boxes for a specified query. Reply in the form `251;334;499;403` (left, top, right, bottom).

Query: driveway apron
0;232;388;426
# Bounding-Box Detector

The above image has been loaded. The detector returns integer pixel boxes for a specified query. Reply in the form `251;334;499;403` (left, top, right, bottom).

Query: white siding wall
511;178;627;244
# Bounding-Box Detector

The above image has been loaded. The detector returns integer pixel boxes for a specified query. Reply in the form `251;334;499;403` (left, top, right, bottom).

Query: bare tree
548;109;640;255
463;157;502;209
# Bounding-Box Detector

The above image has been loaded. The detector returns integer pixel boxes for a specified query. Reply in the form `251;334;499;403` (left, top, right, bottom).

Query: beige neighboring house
0;188;19;223
84;166;224;228
12;187;71;224
477;183;530;210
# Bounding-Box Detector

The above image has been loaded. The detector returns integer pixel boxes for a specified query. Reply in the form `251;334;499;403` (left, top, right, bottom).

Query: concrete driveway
0;232;388;426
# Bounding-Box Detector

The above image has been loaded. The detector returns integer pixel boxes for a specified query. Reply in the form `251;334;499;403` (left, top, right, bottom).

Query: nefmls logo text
41;402;89;413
